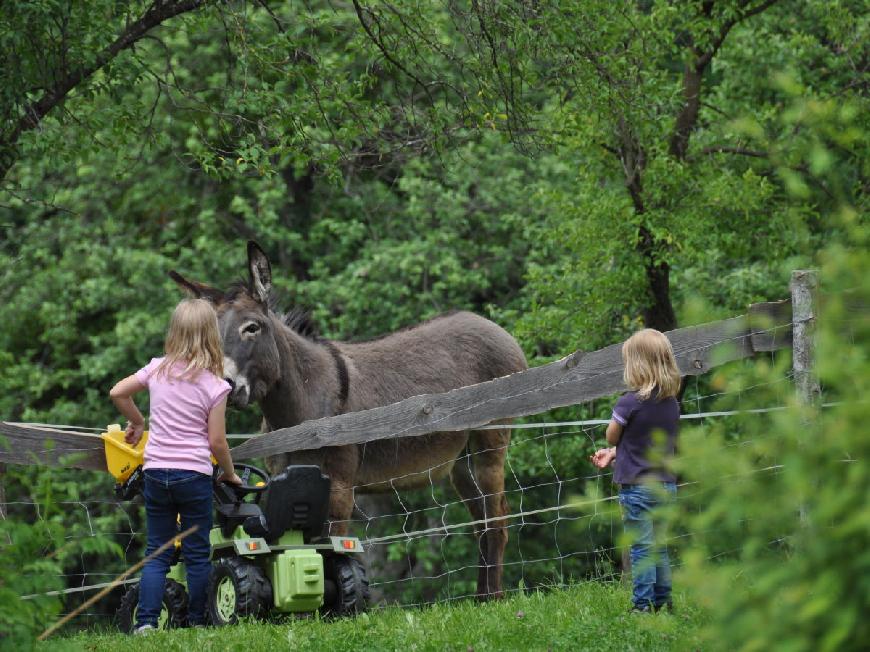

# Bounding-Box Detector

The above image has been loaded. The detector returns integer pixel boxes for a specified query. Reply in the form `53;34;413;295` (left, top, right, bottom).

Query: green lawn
42;583;704;652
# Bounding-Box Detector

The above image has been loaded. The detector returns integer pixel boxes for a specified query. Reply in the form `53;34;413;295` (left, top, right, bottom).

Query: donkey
170;241;528;598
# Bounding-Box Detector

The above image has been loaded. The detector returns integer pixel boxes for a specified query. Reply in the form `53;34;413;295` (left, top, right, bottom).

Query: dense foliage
0;0;866;646
673;90;868;652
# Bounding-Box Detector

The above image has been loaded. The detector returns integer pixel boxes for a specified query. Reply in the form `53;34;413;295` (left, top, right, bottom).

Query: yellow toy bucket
101;424;148;483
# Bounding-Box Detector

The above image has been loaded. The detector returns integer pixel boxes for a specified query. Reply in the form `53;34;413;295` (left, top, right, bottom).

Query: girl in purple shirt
591;328;681;613
110;299;241;632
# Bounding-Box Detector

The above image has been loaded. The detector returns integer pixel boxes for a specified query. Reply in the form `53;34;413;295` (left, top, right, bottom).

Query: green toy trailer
102;427;369;629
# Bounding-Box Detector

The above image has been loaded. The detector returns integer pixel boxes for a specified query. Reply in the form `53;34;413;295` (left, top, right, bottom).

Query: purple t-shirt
135;357;231;476
612;390;680;485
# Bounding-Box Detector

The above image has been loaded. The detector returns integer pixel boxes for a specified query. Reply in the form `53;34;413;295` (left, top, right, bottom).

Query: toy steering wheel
214;463;270;504
231;463;271;493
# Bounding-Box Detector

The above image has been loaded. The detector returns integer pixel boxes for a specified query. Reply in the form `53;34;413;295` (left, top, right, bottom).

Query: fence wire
5;384;819;624
5;313;851;627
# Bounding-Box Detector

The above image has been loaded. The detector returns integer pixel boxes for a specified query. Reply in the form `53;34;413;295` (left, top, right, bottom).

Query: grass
40;583;704;652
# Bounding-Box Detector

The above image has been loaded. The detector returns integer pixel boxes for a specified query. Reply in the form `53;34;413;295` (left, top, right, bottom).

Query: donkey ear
168;270;224;303
247;241;272;305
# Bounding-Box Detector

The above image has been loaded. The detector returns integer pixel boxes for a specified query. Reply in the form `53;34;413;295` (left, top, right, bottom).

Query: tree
347;0;866;345
0;0;210;181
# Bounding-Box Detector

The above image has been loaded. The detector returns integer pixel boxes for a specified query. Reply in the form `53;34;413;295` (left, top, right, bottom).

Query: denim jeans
618;482;677;609
139;469;213;627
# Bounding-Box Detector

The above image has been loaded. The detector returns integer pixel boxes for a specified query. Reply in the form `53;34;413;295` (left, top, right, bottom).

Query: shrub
676;91;868;651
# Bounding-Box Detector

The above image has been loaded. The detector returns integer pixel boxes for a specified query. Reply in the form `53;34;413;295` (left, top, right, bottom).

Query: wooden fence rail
0;423;105;471
0;299;793;471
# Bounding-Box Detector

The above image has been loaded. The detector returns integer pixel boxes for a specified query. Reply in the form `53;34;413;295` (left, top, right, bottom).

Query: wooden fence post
791;270;819;527
0;462;5;520
790;270;821;405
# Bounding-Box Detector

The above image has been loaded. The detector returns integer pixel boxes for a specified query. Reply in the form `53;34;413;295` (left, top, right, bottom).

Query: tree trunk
620;130;678;333
279;164;316;281
638;226;677;332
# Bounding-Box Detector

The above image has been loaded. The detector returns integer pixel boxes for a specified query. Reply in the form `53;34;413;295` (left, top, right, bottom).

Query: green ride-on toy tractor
101;425;370;630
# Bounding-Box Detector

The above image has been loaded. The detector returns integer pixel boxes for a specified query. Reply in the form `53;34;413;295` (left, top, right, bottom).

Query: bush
0;512;63;647
675;92;868;651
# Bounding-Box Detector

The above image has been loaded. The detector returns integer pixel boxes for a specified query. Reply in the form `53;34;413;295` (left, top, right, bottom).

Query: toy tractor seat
215;465;331;543
261;465;331;543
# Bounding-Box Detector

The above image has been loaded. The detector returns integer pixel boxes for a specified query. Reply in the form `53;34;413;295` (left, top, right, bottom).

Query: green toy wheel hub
132;603;170;629
115;579;189;632
207;557;272;625
215;576;238;622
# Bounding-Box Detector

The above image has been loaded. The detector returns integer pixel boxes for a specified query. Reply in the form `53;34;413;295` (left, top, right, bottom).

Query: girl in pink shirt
110;298;241;632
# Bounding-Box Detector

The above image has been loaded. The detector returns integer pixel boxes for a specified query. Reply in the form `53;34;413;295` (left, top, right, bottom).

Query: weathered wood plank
0;422;106;470
230;310;788;460
748;299;793;352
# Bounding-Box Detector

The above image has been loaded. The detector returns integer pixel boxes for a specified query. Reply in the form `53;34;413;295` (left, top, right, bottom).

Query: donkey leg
470;426;511;600
451;427;511;600
264;453;290;477
323;445;359;537
326;479;355;536
449;452;488;595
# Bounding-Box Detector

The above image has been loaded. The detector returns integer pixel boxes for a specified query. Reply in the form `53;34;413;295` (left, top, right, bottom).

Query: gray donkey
170;241;527;598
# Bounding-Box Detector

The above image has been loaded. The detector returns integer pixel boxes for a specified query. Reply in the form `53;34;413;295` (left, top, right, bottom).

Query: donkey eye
242;323;261;336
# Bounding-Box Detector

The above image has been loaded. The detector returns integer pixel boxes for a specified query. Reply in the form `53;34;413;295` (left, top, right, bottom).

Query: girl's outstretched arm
605;419;623;446
109;375;146;444
590;447;617;468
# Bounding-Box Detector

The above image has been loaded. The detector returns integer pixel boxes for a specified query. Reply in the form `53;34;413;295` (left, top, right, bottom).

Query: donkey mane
281;306;320;341
225;280;321;342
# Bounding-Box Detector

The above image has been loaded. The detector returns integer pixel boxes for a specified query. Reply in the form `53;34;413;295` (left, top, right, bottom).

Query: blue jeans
618;482;677;609
139;469;213;627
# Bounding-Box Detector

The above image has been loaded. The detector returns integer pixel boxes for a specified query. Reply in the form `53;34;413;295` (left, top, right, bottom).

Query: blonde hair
622;328;681;400
157;299;224;380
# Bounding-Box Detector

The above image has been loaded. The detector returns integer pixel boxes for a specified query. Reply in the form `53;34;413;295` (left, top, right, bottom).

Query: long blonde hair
156;299;224;380
622;328;680;400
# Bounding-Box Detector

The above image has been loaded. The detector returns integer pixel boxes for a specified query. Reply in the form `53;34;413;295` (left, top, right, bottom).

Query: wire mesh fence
7;297;856;632
4;367;805;628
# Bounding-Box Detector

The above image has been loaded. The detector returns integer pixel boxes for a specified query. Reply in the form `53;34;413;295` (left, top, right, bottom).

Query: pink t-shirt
135;357;231;476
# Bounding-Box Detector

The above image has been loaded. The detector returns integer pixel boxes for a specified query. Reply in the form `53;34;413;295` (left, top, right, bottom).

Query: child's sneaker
629;604;653;614
134;624;156;635
654;600;674;614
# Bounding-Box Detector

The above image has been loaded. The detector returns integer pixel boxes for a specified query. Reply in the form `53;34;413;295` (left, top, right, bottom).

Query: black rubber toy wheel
116;579;189;632
207;557;272;626
322;555;370;617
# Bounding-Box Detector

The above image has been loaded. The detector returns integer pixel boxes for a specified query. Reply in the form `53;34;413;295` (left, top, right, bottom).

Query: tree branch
2;0;207;180
698;145;768;158
351;0;435;106
669;0;782;160
698;0;783;69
